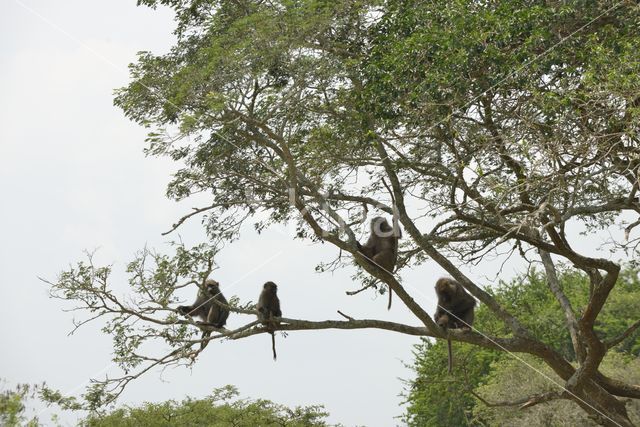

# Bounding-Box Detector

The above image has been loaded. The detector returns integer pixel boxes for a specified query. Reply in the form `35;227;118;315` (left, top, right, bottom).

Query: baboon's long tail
271;332;277;361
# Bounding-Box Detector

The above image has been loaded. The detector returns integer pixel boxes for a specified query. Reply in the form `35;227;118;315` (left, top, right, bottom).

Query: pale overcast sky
0;3;433;426
1;2;620;427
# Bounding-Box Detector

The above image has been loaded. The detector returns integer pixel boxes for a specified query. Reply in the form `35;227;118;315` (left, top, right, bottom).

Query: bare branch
471;390;567;409
605;319;640;350
538;249;584;362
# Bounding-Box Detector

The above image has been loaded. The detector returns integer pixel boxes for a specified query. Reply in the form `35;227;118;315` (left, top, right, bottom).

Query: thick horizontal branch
563;197;640;220
596;373;640;399
229;317;429;338
221;317;549;357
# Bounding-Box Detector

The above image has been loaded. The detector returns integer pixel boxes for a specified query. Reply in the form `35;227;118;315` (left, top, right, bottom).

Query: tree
82;386;332;427
403;268;640;426
473;353;640;427
0;382;332;427
0;383;40;427
48;1;640;425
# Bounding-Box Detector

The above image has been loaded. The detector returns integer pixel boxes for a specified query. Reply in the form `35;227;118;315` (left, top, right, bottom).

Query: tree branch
605;319;640;350
373;138;528;336
472;390;567;409
538;249;584;362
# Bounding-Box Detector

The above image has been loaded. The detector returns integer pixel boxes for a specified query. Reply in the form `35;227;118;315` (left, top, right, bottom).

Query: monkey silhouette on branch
177;279;284;360
177;279;230;350
257;281;282;361
356;216;401;309
433;277;476;373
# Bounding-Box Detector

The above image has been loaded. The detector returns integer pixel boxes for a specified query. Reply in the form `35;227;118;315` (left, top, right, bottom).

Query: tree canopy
0;383;333;427
82;386;331;427
49;1;640;425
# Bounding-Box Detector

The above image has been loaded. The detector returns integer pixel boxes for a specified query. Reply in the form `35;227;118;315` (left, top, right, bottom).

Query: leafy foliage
0;383;41;427
403;268;640;426
1;382;334;427
48;0;640;423
82;386;332;427
403;340;500;426
472;353;640;427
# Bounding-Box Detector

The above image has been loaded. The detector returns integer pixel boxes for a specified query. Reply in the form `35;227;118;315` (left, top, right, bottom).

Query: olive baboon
177;279;229;350
257;281;282;360
357;216;401;308
433;277;476;373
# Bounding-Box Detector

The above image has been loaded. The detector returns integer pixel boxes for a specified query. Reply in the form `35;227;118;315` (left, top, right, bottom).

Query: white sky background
0;3;440;426
1;1;630;427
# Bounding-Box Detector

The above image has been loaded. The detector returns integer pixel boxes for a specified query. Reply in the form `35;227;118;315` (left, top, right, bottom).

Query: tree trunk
572;381;635;427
